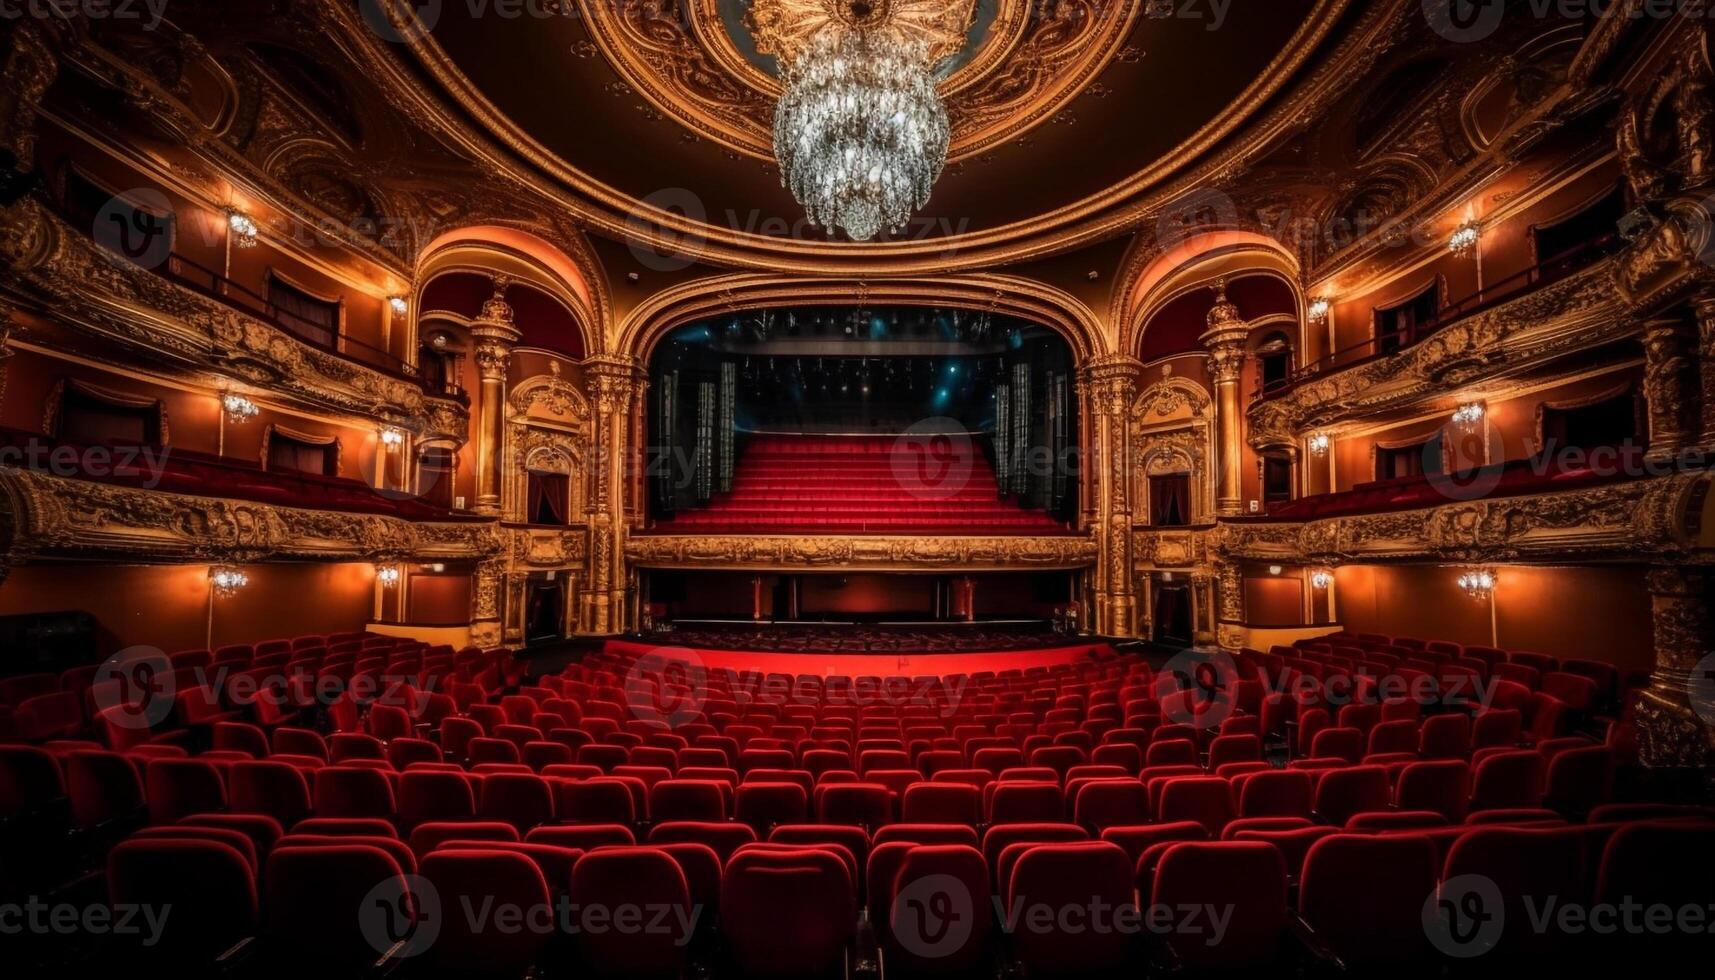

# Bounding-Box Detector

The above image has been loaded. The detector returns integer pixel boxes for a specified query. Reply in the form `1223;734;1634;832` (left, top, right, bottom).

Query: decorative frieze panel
1134;528;1214;570
0;200;468;444
513;526;588;569
0;469;502;565
626;533;1099;572
1215;472;1711;565
1248;260;1628;446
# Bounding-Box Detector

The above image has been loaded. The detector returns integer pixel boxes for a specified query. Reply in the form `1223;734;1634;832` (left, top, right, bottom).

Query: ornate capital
585;356;643;418
1199;280;1251;385
1078;354;1143;419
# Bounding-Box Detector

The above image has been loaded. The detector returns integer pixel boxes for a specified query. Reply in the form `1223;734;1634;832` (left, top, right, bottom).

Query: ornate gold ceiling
580;0;1127;164
393;0;1349;254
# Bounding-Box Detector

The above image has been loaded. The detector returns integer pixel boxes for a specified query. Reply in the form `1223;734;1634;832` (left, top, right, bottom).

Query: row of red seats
98;799;1715;976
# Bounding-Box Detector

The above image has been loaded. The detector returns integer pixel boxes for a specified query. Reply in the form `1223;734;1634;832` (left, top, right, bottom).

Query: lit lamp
209;567;249;597
1311;569;1334;590
1307;297;1332;323
1448;219;1480;258
222;393;258;422
227;209;259;249
1457;568;1496;599
388;296;409;317
1451;402;1486;426
1308;432;1332;457
379;427;405;449
376;565;401;587
1268;565;1284;576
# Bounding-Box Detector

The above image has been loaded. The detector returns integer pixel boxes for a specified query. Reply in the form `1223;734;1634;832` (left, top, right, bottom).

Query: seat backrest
1441;827;1584;957
1394;759;1470;822
107;838;258;959
722;845;856;978
420;850;553;974
1158;776;1237;835
146;758;227;824
568;847;695;975
408;820;519;857
648;820;760;862
312;766;396;820
1007;841;1133;975
1468;750;1544;812
886;844;991;975
1237;769;1312;819
1300;833;1437;964
1312;766;1390;826
263;844;412;968
1150;841;1288;969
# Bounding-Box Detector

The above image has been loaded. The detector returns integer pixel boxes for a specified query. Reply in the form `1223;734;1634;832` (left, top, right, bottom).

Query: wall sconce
222;393;259;422
379;427;405;449
376;565;401;587
1457;568;1496;599
388;296;409;317
1308;432;1332;457
1448;219;1480;257
1268;565;1284;576
227;209;259;249
427;563;446;573
1451;402;1486;426
1307;297;1331;323
1311;569;1334;590
209;567;249;597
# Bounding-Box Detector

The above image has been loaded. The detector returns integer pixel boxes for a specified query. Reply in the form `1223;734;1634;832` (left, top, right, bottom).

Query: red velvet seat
1300;833;1438;965
107;837;258;964
262;843;414;970
722;845;856;978
420;850;553;976
1007;842;1133;975
569;847;695;976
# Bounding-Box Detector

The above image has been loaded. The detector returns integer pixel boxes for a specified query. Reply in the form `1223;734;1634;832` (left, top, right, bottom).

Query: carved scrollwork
625;533;1099;572
1215;472;1710;566
0;200;468;444
1249;260;1627;447
0;468;503;565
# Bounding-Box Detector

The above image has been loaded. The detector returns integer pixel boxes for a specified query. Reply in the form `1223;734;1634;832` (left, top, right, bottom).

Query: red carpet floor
649;434;1069;535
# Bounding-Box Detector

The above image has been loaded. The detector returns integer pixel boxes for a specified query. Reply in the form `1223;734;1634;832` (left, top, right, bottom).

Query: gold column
469;558;505;650
1214;560;1245;651
1201;281;1251;517
469;278;520;516
1079;354;1142;638
1698;297;1715;450
1634;566;1713;767
580;356;641;635
1642;315;1699;462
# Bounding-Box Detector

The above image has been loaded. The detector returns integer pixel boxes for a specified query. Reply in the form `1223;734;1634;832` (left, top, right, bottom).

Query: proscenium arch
1114;231;1304;356
615;273;1110;367
415;225;606;355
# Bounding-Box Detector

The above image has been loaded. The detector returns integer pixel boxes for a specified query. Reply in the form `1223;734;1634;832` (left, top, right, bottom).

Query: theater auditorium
2;1;1714;976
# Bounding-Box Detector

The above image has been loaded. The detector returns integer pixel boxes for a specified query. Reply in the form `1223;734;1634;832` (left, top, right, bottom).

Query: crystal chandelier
751;0;974;242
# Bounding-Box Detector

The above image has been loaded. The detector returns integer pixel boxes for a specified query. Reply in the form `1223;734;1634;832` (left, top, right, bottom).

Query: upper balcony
0;198;469;444
1249;235;1629;448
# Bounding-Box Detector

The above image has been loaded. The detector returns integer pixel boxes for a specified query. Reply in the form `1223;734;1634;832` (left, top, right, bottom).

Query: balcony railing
1258;233;1622;399
55;195;466;403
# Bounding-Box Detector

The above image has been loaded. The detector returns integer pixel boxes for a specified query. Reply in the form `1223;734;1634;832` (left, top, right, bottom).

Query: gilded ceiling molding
1112;232;1304;358
625;532;1099;572
0;468;503;566
337;0;1369;272
0;199;469;444
582;0;1127;164
1214;471;1711;566
614;272;1111;364
1247;257;1629;448
415;225;609;352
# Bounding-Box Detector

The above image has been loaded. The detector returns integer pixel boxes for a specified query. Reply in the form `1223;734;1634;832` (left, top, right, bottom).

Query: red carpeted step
651;434;1071;536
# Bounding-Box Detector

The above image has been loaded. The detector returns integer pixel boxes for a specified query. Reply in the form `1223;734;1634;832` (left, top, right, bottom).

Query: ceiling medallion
751;0;977;240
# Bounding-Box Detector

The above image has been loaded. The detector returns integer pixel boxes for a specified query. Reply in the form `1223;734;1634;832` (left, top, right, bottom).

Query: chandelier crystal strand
773;28;950;241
